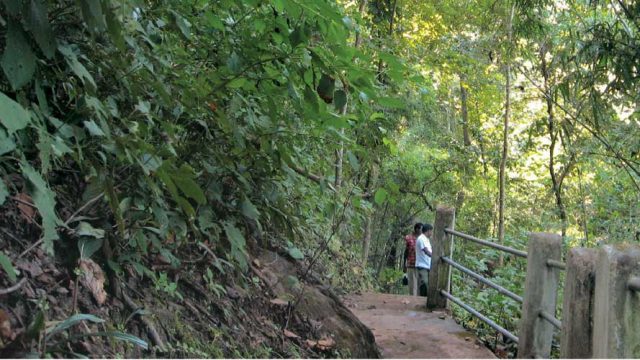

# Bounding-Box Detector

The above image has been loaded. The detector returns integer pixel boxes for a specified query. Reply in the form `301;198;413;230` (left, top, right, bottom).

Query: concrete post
560;248;597;359
592;245;640;358
427;206;455;310
517;233;562;359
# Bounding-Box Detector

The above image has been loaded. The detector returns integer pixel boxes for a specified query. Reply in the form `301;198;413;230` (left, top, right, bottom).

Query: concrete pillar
517;233;562;359
427;206;455;310
592;245;640;358
560;248;597;359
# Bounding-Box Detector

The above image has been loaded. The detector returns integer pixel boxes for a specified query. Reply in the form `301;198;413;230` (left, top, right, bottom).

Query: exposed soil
343;292;496;359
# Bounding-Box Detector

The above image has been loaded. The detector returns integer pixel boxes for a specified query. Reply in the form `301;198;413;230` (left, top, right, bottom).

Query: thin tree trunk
362;163;380;267
498;4;515;266
461;75;471;147
335;0;368;189
540;43;568;239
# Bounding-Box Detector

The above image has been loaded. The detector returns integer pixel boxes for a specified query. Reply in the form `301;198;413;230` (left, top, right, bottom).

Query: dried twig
0;277;27;295
121;289;166;352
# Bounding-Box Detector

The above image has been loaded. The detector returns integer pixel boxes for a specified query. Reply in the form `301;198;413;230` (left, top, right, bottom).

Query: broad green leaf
223;222;245;248
374;188;388;205
377;97;404;109
76;221;105;238
58;45;97;90
0;250;17;283
0;93;30;134
173;165;205;204
241;198;259;220
0;129;16;157
1;20;37;90
227;52;242;74
287;246;304;260
83;120;106;136
227;77;247;89
78;237;103;259
0;179;8;206
171;10;191;39
78;0;107;33
21;161;61;253
346;150;359;171
103;0;125;50
25;0;56;58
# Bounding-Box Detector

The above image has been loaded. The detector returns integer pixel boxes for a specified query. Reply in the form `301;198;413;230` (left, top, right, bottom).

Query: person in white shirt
415;223;433;296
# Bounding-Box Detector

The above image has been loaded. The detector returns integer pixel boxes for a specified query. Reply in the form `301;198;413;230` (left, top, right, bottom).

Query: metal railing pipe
546;259;566;270
444;228;527;258
538;310;562;330
440;290;519;343
628;276;640;292
441;256;523;303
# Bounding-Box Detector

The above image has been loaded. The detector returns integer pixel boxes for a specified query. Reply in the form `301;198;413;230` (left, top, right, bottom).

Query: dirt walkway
343;292;496;359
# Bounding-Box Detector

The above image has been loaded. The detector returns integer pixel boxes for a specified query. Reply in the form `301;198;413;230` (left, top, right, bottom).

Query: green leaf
103;0;125;50
241;198;260;220
377;97;404;109
83;120;106;136
45;314;105;341
227;52;242;74
173;165;205;204
287;246;304;260
0;179;8;206
0;93;30;135
0;251;17;283
223;222;245;248
346;150;359;171
78;237;103;259
21;161;61;254
76;221;105;238
374;188;388;205
77;0;107;33
227;77;247;89
89;331;148;349
58;45;97;90
1;20;37;90
171;10;191;39
24;0;56;58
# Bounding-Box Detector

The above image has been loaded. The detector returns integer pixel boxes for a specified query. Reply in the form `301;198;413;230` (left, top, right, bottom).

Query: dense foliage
0;0;639;357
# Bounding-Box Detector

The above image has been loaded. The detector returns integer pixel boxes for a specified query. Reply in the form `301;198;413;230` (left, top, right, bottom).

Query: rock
465;336;471;341
438;314;446;320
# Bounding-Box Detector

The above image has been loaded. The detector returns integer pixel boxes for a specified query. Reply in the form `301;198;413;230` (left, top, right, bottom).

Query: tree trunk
460;75;471;147
354;0;367;48
498;4;515;266
362;162;380;267
540;43;568;239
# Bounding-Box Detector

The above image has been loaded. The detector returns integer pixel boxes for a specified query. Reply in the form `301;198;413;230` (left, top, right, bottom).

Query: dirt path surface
343;292;496;359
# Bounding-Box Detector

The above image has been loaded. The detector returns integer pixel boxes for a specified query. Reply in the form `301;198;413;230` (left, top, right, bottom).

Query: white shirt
415;234;432;269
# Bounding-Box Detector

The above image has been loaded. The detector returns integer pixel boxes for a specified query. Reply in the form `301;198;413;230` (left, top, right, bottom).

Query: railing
426;206;640;359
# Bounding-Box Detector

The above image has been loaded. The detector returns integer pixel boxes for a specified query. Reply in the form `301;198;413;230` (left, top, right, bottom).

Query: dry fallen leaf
401;299;410;305
269;298;288;306
78;259;107;305
305;337;335;351
0;309;13;341
15;193;36;223
283;329;299;339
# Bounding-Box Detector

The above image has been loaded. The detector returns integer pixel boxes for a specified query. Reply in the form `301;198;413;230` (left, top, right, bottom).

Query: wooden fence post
560;248;597;359
427;206;455;310
517;233;562;359
592;245;640;358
